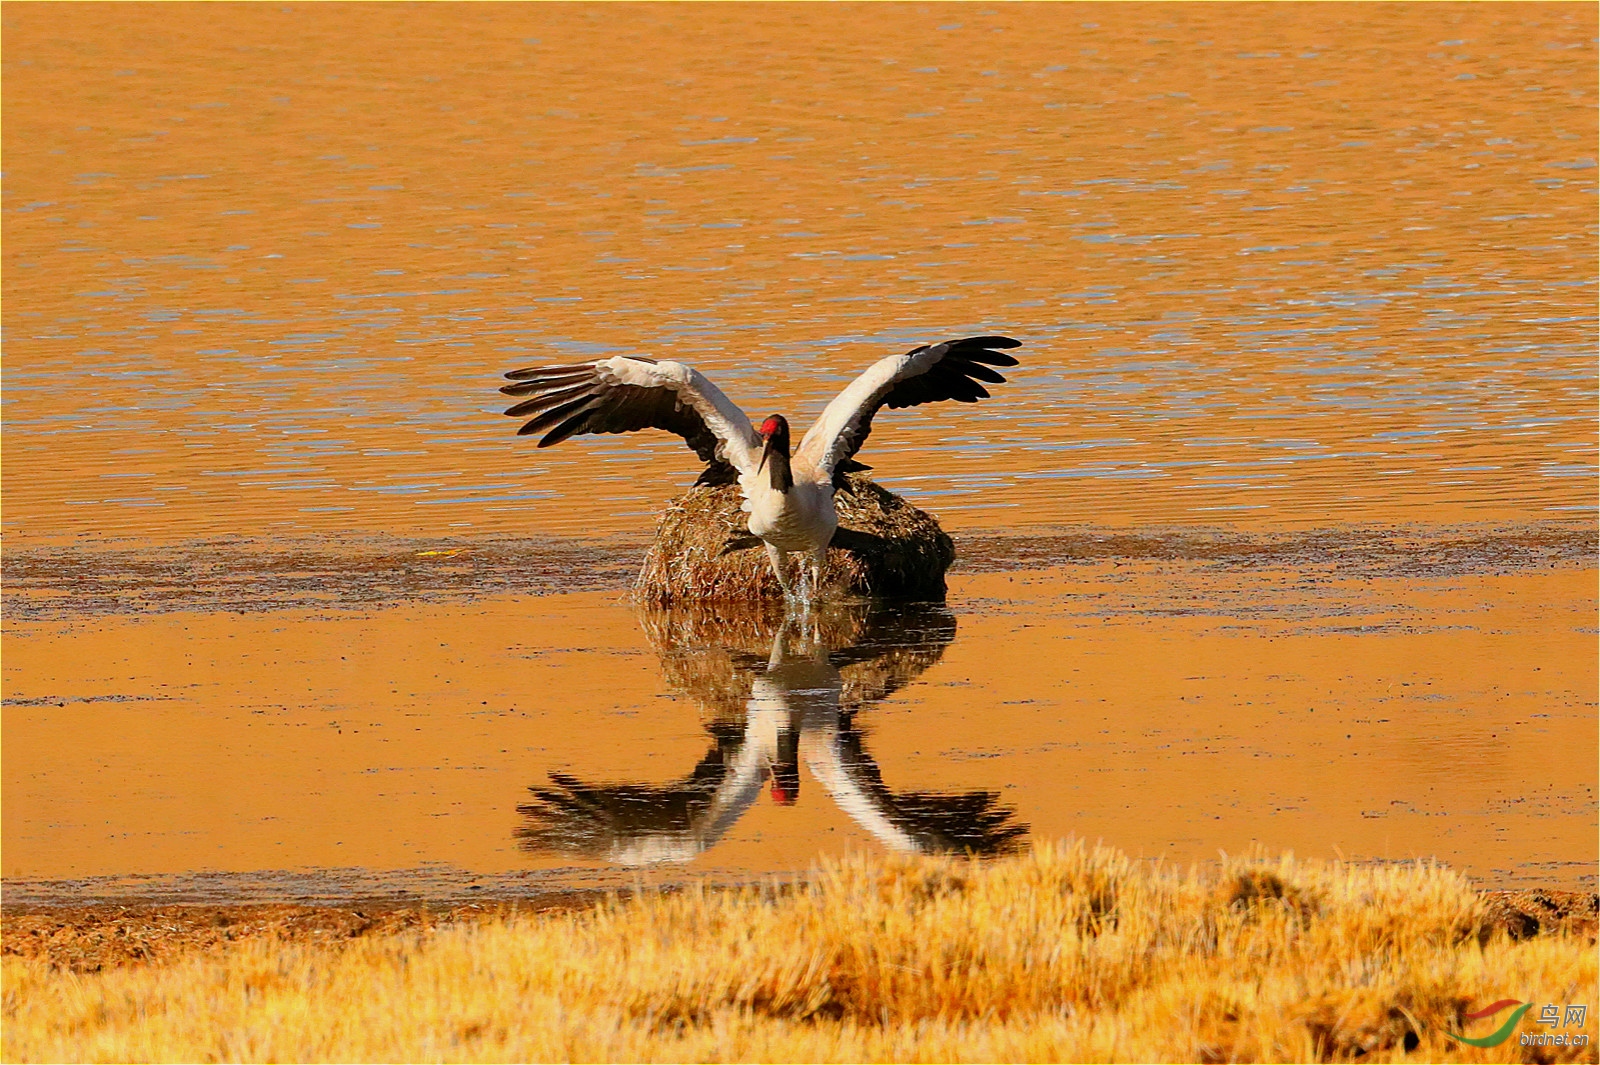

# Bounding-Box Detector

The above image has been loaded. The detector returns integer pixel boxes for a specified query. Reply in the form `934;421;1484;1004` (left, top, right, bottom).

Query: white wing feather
796;336;1020;477
501;355;763;476
599;357;764;475
796;347;942;475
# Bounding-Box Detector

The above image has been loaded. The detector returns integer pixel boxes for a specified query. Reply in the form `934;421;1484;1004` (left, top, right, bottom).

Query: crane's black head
759;414;790;448
757;415;794;491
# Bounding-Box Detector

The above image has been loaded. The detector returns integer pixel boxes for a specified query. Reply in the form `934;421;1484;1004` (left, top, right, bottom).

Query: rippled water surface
4;554;1595;899
3;3;1594;544
3;4;1596;901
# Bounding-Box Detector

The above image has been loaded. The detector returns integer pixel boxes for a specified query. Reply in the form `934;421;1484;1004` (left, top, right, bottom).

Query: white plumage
500;335;1021;599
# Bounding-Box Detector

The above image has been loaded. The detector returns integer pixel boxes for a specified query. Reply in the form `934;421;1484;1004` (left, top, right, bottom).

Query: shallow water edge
3;520;1592;620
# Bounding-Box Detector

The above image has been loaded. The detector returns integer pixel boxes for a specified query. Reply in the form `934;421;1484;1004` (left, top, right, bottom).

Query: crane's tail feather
719;533;763;556
829;526;889;553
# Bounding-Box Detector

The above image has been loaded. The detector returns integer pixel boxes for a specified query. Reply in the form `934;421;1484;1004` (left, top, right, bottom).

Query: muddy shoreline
3;887;1594;975
3;521;1592;621
2;895;602;974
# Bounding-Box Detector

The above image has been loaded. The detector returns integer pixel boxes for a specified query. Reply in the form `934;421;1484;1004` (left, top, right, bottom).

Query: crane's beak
757;432;773;474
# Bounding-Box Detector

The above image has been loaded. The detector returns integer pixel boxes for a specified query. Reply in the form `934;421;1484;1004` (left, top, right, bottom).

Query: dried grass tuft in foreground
5;844;1595;1063
635;475;954;603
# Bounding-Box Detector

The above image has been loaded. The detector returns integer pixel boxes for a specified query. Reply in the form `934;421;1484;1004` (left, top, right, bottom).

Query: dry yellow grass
4;843;1595;1063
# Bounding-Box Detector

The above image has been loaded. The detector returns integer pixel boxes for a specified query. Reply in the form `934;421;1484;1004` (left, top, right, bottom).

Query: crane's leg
807;548;826;602
765;543;797;602
769;615;794;667
792;546;825;619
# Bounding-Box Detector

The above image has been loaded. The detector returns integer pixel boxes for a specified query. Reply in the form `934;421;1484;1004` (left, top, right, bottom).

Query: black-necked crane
499;335;1022;602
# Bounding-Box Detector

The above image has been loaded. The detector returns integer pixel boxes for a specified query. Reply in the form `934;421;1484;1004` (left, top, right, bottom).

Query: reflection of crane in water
516;604;1026;864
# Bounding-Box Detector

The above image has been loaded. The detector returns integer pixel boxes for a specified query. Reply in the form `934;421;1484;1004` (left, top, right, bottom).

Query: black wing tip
948;335;1021;365
503;362;599;382
957;349;1019;367
531;419;577;447
961;335;1021;349
516;408;586;440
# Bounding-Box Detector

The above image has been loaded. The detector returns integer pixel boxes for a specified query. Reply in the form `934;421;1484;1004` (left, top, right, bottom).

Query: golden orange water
2;3;1594;544
3;565;1594;890
2;4;1595;897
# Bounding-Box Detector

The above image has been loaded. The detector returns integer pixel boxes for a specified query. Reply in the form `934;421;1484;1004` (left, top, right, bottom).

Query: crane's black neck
762;418;793;493
766;441;794;492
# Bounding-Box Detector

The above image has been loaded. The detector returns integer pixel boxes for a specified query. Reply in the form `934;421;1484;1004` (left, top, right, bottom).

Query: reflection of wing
516;717;776;865
518;599;1025;866
800;710;1027;856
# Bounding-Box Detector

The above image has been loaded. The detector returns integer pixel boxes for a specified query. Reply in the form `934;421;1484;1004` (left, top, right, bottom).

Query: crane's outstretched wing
500;357;762;485
796;336;1021;477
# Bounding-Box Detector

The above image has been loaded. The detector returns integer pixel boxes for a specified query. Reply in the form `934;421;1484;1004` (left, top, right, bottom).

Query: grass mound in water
635;474;955;603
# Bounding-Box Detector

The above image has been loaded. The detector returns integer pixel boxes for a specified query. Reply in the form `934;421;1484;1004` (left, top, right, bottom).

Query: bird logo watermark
1445;1000;1589;1049
1444;1000;1531;1047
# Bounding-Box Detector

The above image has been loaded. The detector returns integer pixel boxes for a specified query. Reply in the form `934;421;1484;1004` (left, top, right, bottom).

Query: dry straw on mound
635;474;954;603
